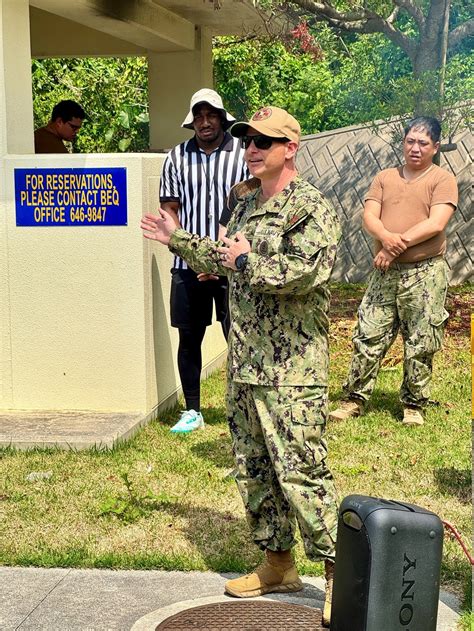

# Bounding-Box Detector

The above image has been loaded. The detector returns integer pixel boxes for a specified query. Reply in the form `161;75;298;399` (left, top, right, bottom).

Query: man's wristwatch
235;253;248;271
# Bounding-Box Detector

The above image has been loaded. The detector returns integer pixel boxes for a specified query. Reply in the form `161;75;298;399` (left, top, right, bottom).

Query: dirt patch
445;289;471;337
330;284;472;338
330;286;365;322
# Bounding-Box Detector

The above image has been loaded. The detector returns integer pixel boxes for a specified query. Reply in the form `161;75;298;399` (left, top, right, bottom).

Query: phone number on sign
70;206;107;223
32;206;108;223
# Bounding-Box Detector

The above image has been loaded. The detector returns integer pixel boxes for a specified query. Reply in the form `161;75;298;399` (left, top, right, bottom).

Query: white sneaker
170;409;204;433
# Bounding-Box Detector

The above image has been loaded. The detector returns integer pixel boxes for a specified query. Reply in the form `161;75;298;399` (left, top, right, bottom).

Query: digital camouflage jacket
168;177;341;386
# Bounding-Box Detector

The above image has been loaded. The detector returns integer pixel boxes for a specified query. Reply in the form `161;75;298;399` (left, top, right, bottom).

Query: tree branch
213;34;258;46
289;0;417;61
291;0;372;23
449;17;474;50
392;0;425;29
387;6;400;25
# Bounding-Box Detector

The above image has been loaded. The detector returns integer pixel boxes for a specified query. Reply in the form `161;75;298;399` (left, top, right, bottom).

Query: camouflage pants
227;381;338;561
343;257;448;408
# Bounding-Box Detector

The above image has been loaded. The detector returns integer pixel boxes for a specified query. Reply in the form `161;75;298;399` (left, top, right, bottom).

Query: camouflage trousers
227;381;338;561
343;257;449;408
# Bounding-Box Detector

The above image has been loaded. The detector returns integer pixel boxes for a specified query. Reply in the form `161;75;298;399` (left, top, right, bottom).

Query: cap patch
252;107;272;121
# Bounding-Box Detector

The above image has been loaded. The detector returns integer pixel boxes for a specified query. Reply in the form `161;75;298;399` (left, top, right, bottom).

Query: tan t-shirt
34;126;69;154
365;164;458;263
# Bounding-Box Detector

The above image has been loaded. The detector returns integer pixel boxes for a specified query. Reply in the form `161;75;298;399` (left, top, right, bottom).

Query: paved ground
0;566;460;630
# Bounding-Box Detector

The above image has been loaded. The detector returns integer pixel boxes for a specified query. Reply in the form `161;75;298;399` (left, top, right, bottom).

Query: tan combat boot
402;407;424;425
328;400;364;422
224;549;303;598
322;559;335;627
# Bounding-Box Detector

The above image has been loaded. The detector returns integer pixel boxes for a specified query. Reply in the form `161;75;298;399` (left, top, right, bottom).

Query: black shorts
170;268;228;329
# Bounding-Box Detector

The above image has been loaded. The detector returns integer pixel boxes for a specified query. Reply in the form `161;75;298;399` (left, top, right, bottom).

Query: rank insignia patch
252;107;272;121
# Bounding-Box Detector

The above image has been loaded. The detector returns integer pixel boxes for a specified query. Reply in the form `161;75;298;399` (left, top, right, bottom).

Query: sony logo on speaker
399;552;416;627
348;499;362;510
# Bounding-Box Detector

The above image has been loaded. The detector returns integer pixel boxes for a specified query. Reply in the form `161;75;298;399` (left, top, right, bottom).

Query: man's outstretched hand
141;209;176;246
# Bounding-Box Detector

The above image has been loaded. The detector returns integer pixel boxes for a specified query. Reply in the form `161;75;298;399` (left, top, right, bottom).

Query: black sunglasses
240;135;289;150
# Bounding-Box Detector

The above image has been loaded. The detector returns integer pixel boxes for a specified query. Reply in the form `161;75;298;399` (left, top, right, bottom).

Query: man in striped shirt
159;88;249;433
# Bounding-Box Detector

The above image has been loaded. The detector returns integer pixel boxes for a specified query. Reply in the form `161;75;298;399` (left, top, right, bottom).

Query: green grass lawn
0;284;471;615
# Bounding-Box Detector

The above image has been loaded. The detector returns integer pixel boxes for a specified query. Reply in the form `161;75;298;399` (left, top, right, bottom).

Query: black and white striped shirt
159;132;249;269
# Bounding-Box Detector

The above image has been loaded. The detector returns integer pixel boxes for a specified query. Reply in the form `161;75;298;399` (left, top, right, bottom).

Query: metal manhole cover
155;600;323;630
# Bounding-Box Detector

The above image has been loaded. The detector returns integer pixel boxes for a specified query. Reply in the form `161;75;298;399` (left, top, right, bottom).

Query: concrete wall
0;152;226;414
0;0;34;155
141;156;227;414
148;27;214;152
298;123;473;284
0;0;227;419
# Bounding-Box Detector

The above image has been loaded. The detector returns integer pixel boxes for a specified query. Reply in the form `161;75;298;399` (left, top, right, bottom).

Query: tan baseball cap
181;88;235;130
230;106;301;143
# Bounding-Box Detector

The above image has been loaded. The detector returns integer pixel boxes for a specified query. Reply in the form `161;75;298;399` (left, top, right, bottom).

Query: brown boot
322;559;334;627
402;407;424;425
328;400;363;422
225;549;303;598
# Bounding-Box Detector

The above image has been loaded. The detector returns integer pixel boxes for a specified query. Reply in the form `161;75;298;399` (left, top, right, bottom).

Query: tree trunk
412;0;451;117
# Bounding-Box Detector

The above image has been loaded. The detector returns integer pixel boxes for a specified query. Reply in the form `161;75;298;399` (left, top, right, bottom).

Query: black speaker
331;495;443;631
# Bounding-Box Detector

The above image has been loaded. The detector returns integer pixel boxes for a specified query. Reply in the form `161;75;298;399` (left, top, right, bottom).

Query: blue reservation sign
15;167;127;226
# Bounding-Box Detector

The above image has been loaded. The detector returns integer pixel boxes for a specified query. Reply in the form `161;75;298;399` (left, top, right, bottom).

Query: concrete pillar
147;27;213;151
1;0;34;409
0;0;34;155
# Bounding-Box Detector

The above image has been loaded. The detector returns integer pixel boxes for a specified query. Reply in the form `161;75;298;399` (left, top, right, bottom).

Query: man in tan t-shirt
330;116;458;426
34;100;86;153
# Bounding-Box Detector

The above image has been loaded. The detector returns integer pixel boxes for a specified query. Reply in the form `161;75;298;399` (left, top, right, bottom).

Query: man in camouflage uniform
330;116;457;426
141;106;340;626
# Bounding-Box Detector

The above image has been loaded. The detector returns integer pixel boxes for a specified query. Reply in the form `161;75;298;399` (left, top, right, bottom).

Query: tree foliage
30;4;472;151
258;0;473;116
270;0;473;71
32;57;149;153
213;36;334;134
214;22;472;135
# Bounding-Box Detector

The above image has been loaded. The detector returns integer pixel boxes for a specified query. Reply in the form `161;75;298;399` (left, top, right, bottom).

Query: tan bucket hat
230;106;300;143
181;88;236;130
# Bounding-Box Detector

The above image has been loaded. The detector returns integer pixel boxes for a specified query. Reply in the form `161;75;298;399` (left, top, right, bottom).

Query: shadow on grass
12;516;258;574
368;390;402;418
191;435;234;469
329;388;347;404
164;502;251;572
200;404;227;426
156;401;182;428
433;468;472;504
131;500;258;574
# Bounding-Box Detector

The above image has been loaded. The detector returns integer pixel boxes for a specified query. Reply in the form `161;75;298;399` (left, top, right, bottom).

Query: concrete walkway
0;566;460;630
0;410;146;450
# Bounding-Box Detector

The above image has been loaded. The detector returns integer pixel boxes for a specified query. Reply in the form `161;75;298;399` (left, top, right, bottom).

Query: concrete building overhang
29;0;280;57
